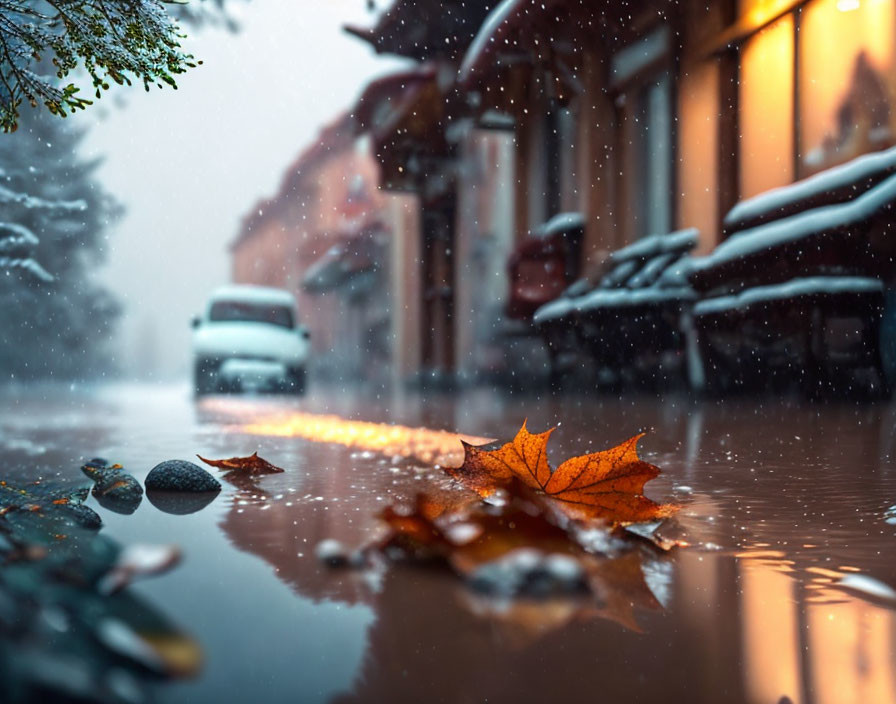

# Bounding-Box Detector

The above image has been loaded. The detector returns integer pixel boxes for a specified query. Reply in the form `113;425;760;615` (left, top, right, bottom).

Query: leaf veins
445;421;676;524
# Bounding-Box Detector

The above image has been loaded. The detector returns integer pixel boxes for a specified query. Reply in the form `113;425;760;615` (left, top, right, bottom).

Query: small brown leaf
197;452;285;476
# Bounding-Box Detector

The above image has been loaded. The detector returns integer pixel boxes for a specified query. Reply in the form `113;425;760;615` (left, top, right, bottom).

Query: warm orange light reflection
740;554;803;704
235;411;492;467
678;61;719;251
739;13;794;198
806;583;896;704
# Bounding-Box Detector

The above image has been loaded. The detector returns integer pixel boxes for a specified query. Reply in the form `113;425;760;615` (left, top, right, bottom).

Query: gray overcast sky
80;0;407;378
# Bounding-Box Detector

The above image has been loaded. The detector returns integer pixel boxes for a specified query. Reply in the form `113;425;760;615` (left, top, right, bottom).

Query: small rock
95;493;142;516
347;549;369;569
146;489;218;515
884;504;896;525
145;460;221;493
81;460;143;511
315;539;349;567
60;503;103;530
99;544;182;594
468;548;587;597
468;559;525;596
543;554;584;582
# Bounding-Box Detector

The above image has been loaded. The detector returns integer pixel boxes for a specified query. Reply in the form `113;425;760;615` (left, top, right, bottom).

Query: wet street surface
2;382;896;704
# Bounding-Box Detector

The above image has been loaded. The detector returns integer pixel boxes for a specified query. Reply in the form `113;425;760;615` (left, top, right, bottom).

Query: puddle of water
2;383;895;703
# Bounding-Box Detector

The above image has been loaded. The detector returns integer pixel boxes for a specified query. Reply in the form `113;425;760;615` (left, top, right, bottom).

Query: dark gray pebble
146;489;217;515
80;461;143;505
315;539;349;567
145;460;221;493
60;503;104;529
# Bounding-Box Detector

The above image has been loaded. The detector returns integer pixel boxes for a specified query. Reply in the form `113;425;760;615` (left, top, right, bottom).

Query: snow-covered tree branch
0;0;209;132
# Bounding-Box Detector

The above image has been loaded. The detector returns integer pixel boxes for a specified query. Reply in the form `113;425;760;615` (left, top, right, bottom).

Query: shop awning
301;223;387;295
352;66;454;191
458;0;528;85
352;67;437;140
459;0;675;91
344;0;495;62
457;0;604;112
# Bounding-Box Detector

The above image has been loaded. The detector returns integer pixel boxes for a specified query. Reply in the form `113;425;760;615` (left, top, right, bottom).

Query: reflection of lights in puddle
221;409;493;466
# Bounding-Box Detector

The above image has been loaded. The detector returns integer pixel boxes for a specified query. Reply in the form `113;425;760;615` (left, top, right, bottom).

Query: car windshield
208;300;294;329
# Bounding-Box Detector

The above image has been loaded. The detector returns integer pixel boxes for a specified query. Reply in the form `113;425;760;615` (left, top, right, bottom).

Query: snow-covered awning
458;0;527;84
692;173;896;279
575;286;696;314
302;223;387;295
610;228;699;264
352;67;437;140
344;0;494;62
694;277;883;317
724;145;896;233
352;66;457;191
458;0;606;89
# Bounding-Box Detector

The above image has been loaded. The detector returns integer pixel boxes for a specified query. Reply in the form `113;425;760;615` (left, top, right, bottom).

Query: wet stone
146;489;218;515
81;461;144;508
315;539;350;567
467;549;588;597
884;504;896;525
145;460;221;493
59;503;103;530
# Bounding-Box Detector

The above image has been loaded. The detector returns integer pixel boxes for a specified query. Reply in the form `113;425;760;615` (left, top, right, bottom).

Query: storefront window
620;71;673;240
678;61;719;252
739;13;794;199
799;0;896;175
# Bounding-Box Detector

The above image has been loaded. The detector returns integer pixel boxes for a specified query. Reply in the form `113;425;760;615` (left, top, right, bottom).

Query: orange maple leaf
197;452;285;475
446;422;675;524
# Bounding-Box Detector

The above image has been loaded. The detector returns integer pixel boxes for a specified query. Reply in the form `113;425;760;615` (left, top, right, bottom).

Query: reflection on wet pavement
1;383;895;703
203;398;493;466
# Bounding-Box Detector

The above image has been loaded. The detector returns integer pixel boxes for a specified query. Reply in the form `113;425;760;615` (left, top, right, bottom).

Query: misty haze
1;1;896;703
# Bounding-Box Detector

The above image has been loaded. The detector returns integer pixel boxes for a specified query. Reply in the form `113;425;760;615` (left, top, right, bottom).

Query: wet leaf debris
0;472;200;704
318;425;684;636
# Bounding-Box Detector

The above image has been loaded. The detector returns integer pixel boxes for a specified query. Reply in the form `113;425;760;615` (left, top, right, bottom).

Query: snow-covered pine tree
0;107;120;380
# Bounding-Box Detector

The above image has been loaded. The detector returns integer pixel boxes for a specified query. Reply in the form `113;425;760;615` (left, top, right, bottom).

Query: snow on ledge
537;211;585;238
627;252;677;288
575;286;696;313
611;228;699;263
725;146;896;230
532;297;575;325
459;0;523;83
694;277;883;317
691;172;896;275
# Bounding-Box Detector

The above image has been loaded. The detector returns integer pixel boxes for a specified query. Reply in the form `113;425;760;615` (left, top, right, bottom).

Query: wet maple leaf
375;488;666;636
446;422;675;524
378;485;576;572
378;494;453;561
197;452;285;475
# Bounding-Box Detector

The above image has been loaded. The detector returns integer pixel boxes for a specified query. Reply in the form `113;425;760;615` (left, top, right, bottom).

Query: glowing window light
836;0;861;10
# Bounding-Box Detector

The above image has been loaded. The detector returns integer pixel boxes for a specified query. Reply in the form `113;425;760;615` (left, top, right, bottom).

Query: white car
191;285;310;395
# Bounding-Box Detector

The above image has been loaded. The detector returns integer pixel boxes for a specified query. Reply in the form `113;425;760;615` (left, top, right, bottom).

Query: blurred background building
232;0;896;390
